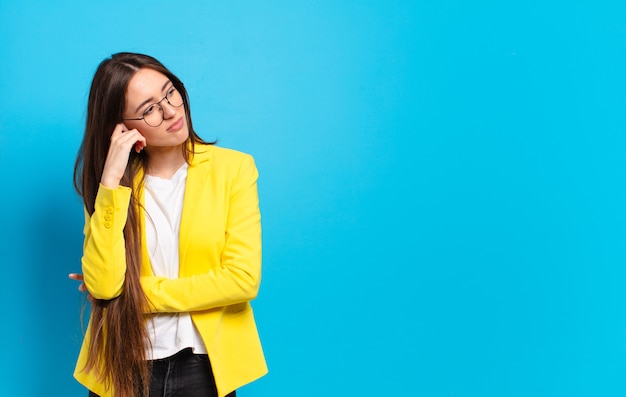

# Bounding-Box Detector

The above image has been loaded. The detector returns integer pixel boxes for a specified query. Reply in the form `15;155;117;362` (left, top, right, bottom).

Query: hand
100;123;147;188
68;273;88;293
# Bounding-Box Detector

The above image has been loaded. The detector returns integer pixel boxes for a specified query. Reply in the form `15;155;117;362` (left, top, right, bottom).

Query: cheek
131;122;154;134
141;130;158;143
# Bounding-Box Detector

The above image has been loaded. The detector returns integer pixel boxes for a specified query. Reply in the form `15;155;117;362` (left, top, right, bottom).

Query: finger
111;123;128;138
68;273;84;281
79;283;87;293
113;128;146;152
110;130;145;154
113;128;143;143
135;135;147;153
116;122;129;132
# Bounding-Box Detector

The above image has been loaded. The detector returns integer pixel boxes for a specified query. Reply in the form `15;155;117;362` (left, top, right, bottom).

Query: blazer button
104;221;112;229
105;206;114;214
105;214;113;221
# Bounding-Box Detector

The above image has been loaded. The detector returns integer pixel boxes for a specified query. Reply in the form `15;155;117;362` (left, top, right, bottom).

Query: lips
167;117;184;132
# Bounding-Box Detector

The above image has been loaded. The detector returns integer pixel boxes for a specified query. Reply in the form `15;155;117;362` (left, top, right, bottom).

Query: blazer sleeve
140;154;262;313
81;184;132;300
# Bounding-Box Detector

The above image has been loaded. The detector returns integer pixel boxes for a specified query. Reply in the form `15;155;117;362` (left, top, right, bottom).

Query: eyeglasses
124;86;184;127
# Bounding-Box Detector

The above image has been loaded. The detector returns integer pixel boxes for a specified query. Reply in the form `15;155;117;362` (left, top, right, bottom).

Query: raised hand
100;123;147;188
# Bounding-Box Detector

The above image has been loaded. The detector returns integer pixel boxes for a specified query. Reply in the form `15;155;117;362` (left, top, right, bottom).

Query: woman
69;52;267;397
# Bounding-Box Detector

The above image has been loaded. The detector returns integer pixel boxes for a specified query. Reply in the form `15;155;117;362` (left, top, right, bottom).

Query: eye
166;87;176;98
144;104;157;116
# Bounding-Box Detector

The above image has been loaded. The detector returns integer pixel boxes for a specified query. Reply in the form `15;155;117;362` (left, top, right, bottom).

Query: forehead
126;68;170;103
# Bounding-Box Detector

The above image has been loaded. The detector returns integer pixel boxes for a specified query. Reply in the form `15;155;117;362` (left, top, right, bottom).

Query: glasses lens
167;88;184;107
142;88;184;127
144;107;163;127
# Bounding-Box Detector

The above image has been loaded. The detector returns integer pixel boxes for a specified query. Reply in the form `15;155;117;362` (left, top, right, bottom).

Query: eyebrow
134;80;173;113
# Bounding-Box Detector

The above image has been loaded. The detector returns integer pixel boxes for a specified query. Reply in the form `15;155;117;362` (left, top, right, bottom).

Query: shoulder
212;145;254;162
191;143;257;174
193;143;254;160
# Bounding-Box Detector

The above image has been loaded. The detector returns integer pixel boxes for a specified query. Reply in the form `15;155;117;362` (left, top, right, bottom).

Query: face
123;68;189;150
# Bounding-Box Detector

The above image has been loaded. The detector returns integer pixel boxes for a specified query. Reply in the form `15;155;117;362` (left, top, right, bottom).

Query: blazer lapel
178;145;213;269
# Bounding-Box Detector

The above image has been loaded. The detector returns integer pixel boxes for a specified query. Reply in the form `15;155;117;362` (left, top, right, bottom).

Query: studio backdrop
2;1;626;396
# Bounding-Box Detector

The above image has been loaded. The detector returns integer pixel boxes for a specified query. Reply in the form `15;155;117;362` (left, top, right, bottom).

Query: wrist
100;175;121;189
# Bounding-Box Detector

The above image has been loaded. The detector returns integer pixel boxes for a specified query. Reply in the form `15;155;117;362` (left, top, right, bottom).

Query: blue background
2;1;626;395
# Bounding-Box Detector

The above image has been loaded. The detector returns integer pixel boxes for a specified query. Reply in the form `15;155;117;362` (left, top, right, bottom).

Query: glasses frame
123;87;184;127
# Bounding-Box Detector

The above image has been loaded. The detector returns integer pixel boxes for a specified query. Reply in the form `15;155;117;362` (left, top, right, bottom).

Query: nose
161;100;177;119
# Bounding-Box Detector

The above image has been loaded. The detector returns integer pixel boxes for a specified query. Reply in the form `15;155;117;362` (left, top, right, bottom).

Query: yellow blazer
74;144;267;397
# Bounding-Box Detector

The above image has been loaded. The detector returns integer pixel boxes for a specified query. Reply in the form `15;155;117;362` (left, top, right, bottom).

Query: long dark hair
73;52;209;396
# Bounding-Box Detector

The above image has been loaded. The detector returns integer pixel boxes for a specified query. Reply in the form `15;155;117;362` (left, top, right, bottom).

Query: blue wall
2;1;626;395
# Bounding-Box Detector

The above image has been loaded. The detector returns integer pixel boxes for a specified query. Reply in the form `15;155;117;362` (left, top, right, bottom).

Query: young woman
69;52;267;397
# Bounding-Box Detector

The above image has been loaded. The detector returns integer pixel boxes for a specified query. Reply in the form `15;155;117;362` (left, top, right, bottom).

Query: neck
145;145;186;179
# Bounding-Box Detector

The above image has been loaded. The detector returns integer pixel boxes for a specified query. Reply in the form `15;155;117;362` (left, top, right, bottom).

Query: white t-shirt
143;163;207;360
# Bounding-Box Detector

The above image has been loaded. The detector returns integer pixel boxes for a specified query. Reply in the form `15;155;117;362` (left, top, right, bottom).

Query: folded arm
81;185;131;300
141;154;262;313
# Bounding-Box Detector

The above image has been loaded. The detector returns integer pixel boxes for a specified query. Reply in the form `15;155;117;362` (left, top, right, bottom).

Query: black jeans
88;348;236;397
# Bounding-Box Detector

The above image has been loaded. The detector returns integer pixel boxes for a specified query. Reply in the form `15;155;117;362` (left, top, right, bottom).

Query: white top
143;163;207;360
